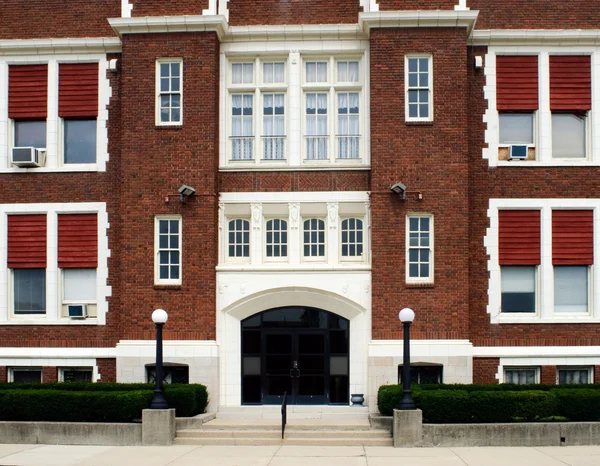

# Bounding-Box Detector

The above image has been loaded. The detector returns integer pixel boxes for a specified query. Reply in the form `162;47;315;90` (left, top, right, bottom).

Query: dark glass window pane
159;235;168;248
159;266;169;279
170;265;179;279
159;220;169;234
14;269;45;314
12;370;42;383
502;292;535;313
15;121;46;148
65;120;96;164
242;375;262;403
63;370;92;382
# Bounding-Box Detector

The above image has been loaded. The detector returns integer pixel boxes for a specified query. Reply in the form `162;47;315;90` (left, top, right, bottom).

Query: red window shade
498;210;541;265
496;56;539;111
58;214;98;268
59;63;99;118
552;210;593;265
7;215;47;269
550;56;591;111
8;65;48;119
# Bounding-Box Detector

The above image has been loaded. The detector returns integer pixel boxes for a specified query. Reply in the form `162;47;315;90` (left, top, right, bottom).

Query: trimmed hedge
378;384;600;423
0;383;209;421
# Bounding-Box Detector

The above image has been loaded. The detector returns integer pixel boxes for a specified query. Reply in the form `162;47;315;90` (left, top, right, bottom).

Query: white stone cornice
227;24;367;42
470;29;600;46
0;38;122;56
359;10;479;36
108;15;228;40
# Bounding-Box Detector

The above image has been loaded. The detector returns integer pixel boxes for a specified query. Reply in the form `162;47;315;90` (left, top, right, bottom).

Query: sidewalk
1;444;599;466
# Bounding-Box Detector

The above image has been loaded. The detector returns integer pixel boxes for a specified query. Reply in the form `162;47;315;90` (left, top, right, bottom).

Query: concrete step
196;419;371;431
215;406;369;420
174;436;393;447
177;429;389;439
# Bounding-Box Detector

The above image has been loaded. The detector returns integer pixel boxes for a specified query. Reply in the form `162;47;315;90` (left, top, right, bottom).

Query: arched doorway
241;306;349;405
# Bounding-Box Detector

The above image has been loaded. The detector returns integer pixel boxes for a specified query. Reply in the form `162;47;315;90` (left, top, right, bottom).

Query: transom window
263;62;285;84
337;61;359;83
407;215;433;282
303;218;325;258
406;56;432;121
306;61;328;83
232;63;254;85
157;60;182;125
229;219;250;258
265;219;288;259
341;218;363;258
155;217;181;285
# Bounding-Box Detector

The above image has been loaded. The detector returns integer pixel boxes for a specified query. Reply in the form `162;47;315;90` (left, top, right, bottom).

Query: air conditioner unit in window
67;304;88;319
508;145;528;160
11;147;46;168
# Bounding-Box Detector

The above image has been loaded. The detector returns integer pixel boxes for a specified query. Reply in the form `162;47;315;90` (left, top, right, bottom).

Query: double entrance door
262;330;326;405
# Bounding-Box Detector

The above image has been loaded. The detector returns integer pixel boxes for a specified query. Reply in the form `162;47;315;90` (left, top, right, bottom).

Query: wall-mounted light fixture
178;185;196;203
391;182;422;202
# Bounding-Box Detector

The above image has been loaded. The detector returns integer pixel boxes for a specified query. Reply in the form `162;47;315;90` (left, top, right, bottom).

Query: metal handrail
281;391;288;440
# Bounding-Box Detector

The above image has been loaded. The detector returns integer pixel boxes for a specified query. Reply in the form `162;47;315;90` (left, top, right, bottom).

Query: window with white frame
406;215;433;282
228;218;250;258
558;367;592;385
265;218;288;260
155;216;182;285
9;367;42;383
504;367;539;384
262;93;285;160
341;218;363;259
488;202;596;322
156;60;182;125
4;59;108;171
303;218;326;259
305;93;328;160
405;56;432;121
60;367;93;382
1;204;108;324
552;113;586;159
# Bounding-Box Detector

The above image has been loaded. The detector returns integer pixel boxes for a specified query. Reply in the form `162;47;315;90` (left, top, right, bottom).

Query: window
60;367;93;383
232;62;253;85
504;367;539;384
228;219;250;258
9;368;42;383
262;93;285;160
554;266;588;313
306;93;328;160
501;266;536;313
398;365;442;384
263;62;284;85
63;268;96;305
306;61;327;83
406;215;433;282
14;121;47;149
63;120;96;164
406;56;432;121
155;217;182;285
231;94;254;160
552;113;586;158
303;218;325;258
341;218;363;259
14;269;46;315
337;61;359;83
558;367;592;385
337;92;359;159
156;60;182;125
147;364;189;384
499;113;534;145
265;219;288;260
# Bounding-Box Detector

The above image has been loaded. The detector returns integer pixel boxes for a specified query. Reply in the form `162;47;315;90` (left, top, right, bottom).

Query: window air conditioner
508;145;528;160
67;304;88;319
11;147;46;168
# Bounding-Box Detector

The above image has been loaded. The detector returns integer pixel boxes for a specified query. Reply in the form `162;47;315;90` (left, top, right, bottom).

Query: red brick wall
473;358;500;384
595;366;600;384
228;0;360;26
131;0;209;17
541;366;557;385
370;27;470;341
118;32;219;340
0;0;119;39
470;0;600;30
467;46;600;348
378;1;457;9
42;367;58;383
219;171;370;193
97;358;117;382
0;367;6;383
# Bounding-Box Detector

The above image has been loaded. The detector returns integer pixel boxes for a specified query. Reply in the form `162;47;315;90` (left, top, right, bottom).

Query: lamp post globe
398;307;416;410
150;308;169;410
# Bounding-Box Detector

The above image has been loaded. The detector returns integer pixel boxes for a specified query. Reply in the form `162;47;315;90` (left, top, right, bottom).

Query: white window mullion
591;51;600;162
46;60;59;169
538;52;551;161
0;211;7;321
594;207;600;319
254;86;260;165
288;52;301;166
0;61;8;169
46;211;59;322
539;205;553;318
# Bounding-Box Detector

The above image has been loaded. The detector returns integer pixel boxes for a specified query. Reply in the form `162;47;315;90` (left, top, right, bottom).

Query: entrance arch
241;306;349;405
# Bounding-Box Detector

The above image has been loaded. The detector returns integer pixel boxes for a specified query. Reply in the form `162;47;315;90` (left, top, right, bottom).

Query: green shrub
469;390;557;423
552;388;600;421
0;390;153;422
418;390;471;423
377;384;403;416
164;387;196;417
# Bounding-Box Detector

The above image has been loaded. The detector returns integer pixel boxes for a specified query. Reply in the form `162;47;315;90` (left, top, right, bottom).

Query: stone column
393;409;423;447
142;408;176;446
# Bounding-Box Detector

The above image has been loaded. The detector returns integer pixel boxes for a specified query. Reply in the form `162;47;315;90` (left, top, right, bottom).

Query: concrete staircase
174;406;392;446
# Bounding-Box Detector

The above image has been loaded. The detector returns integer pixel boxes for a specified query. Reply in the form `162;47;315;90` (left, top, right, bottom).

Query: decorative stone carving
289;203;300;229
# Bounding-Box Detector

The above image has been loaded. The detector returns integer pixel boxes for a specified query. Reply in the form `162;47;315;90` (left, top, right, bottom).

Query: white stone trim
0;347;115;358
116;340;218;358
220;191;369;203
486;198;600;324
0;202;111;325
121;0;133;18
0;54;112;173
471;30;600;47
369;340;474;358
474;346;600;357
203;0;229;20
359;10;479;36
108;16;228;40
454;0;469;11
360;0;379;13
0;39;121;56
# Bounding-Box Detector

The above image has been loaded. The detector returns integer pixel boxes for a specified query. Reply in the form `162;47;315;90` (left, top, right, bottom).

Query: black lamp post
398;307;416;410
150;308;169;409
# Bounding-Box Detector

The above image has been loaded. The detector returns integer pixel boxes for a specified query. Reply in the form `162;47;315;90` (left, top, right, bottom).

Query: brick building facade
0;0;599;410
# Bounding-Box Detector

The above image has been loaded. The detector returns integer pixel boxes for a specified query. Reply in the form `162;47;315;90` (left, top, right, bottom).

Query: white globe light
152;308;168;324
398;307;415;323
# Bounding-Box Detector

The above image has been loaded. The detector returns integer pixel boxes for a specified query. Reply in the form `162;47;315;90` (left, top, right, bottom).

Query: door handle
290;360;300;378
